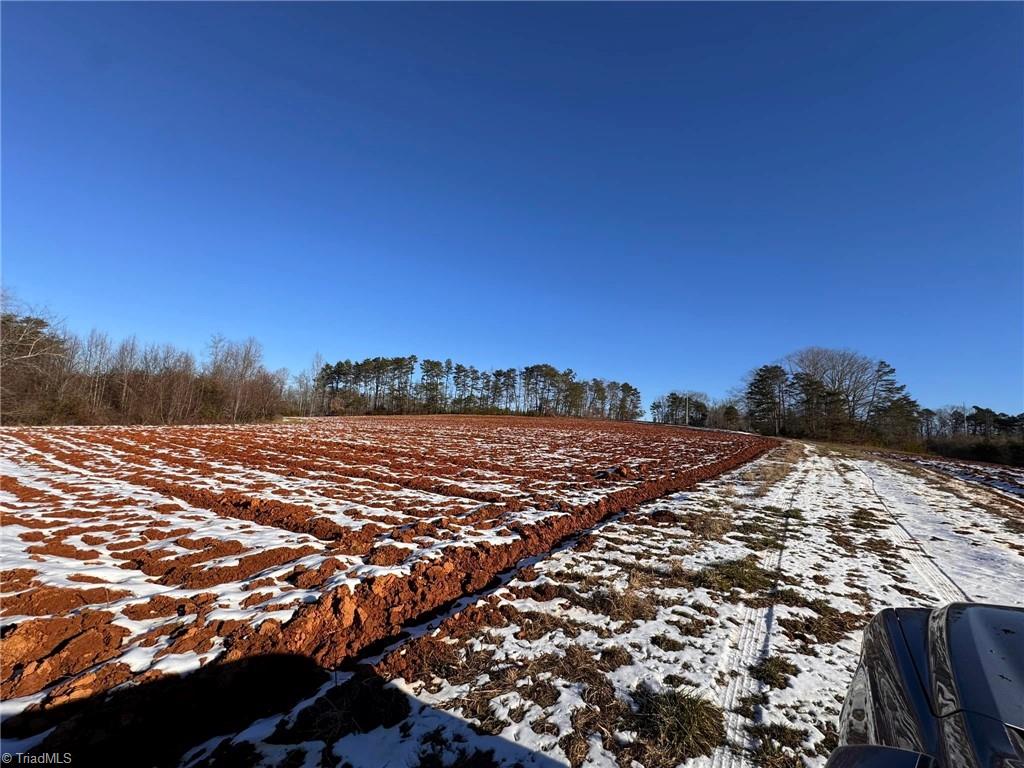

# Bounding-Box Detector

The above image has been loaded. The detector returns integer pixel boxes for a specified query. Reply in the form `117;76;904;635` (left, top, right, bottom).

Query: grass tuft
627;684;726;767
749;654;798;689
748;722;809;768
651;633;686;652
578;587;658;623
689;556;776;594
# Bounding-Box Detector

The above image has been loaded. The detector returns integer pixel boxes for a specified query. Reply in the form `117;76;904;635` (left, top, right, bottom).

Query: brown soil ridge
124;475;383;551
222;437;777;668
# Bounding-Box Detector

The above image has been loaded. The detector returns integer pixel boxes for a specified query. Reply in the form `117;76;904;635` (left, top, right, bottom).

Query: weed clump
270;666;410;743
734;691;768;719
626;684;726;767
749;655;798;689
578;587;658;623
651;633;686;652
689;556;776;595
779;607;866;649
597;645;633;671
748;722;809;768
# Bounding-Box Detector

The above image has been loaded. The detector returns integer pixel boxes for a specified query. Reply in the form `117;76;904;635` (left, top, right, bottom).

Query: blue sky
3;2;1022;412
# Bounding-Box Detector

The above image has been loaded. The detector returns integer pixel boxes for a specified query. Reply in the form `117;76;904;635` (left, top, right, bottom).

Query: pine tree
746;365;789;436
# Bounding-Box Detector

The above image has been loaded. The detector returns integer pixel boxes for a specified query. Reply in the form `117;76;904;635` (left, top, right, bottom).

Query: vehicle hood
928;603;1024;728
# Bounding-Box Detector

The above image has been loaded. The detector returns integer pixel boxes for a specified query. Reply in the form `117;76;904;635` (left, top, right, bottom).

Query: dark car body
831;602;1024;768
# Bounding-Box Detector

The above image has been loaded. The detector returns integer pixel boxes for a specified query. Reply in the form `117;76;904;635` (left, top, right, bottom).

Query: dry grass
626;684;727;768
732;518;786;550
669;616;712;637
850;507;885;531
553;568;606;588
734;691;768;719
778;607;867;650
749;654;799;689
737;441;805;496
271;666;411;743
416;745;499;768
688;555;777;595
626;567;658;590
374;636;496;692
624;560;694;588
576;587;659;624
597;645;633;671
748;722;809;768
651;633;686;652
674;507;735;541
522;678;560;708
456;690;509;736
512;610;584;641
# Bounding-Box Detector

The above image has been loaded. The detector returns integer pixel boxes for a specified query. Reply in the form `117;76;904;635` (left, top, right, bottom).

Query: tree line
651;346;1023;465
296;357;644;420
650;390;743;431
5;296;1019;466
1;296;644;425
2;295;288;425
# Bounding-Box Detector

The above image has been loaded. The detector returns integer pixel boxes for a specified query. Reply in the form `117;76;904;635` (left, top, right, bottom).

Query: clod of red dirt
157;618;244;658
366;544;412;567
1;513;62;530
390;521;441;543
124;477;383;549
432;598;510;641
1;568;40;592
66;573;110;584
121;593;218;621
375;636;463;685
518;565;539;582
646;508;681;525
242;577;277;592
595;465;636;480
42;662;134;708
288;557;342;589
0;586;132;617
112;544;318;589
141;526;191;541
25;542;101;561
1;611;130;698
157;546;319;589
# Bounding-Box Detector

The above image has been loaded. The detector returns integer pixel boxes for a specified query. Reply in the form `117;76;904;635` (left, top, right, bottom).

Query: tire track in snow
853;462;970;604
710;451;809;768
712;602;771;768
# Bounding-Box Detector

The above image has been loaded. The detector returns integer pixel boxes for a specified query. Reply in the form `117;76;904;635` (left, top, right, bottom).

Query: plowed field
0;416;773;728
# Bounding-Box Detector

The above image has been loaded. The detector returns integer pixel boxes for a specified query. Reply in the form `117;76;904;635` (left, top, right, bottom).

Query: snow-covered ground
176;443;1024;768
876;451;1024;499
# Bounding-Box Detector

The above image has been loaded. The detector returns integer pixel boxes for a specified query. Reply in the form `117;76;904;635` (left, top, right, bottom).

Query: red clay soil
1;586;132;617
1;610;130;699
0;416;776;714
221;435;774;667
123;478;385;550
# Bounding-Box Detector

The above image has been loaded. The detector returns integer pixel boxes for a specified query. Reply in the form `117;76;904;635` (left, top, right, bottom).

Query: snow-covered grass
876;451;1024;499
186;443;1024;768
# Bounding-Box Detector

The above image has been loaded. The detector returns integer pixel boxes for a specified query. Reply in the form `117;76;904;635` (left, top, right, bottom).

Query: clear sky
3;2;1022;412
